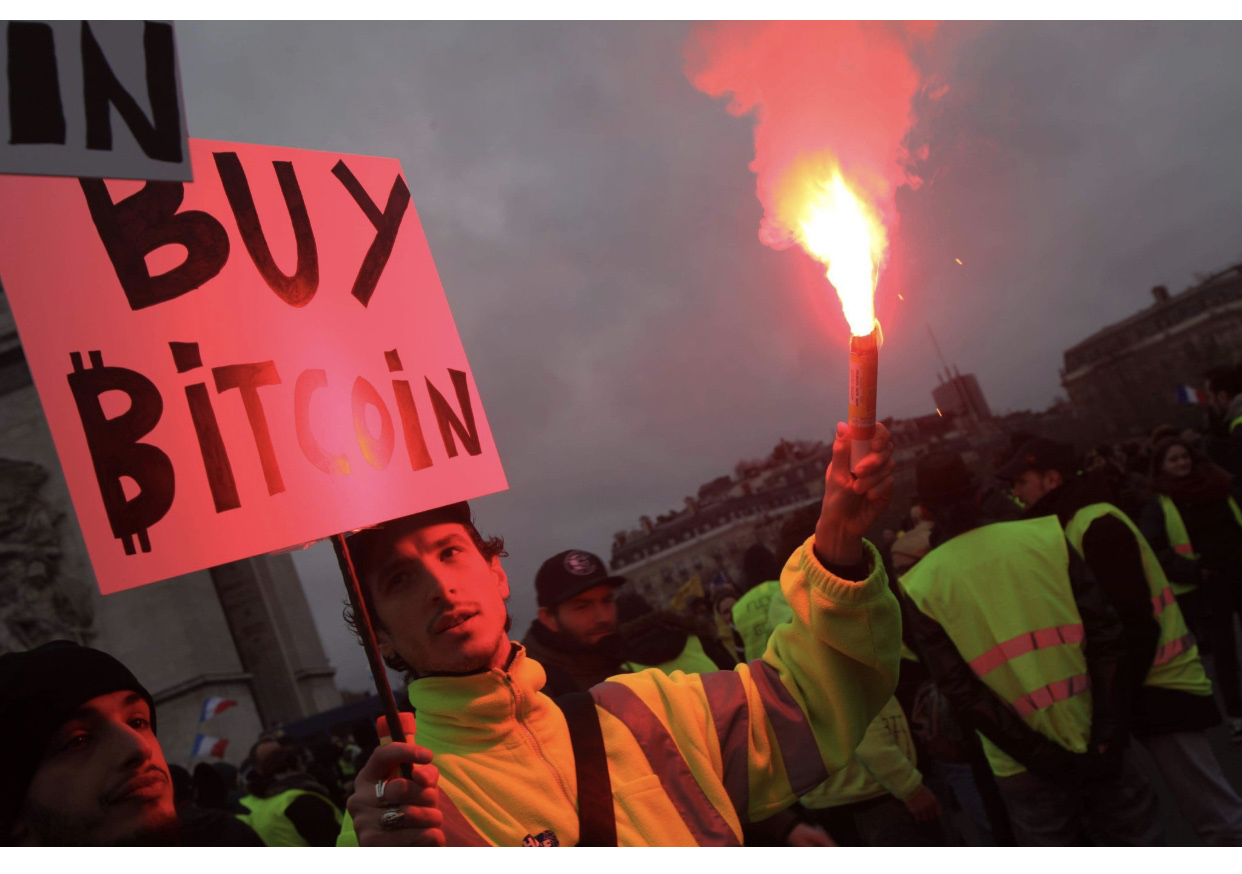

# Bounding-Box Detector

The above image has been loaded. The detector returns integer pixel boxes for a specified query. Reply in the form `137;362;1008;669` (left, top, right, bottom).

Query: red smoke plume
684;22;938;256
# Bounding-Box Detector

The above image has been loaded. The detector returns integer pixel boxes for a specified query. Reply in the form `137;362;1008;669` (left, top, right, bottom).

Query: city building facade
1061;268;1242;439
609;380;1008;609
609;439;831;606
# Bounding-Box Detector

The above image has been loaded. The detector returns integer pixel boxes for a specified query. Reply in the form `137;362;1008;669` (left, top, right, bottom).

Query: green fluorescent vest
1158;494;1242;573
731;580;783;663
900;516;1092;777
1064;503;1210;696
236;789;340;847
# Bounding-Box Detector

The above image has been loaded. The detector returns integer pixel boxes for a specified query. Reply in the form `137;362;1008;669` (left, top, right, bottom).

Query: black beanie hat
0;641;156;832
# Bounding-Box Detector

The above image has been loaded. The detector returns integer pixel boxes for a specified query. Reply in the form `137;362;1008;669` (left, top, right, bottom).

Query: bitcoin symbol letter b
67;351;175;556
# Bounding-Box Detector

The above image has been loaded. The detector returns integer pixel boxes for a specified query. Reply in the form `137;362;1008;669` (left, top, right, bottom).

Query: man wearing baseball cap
994;438;1079;511
521;548;628;698
1;641;178;846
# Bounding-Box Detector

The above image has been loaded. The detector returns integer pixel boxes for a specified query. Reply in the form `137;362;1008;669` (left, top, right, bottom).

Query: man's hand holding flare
348;713;446;847
814;422;895;567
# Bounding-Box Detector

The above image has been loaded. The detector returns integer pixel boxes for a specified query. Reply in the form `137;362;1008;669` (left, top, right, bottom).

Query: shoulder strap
555;691;617;847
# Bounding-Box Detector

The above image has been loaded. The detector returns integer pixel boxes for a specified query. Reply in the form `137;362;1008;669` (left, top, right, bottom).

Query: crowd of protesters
4;364;1242;846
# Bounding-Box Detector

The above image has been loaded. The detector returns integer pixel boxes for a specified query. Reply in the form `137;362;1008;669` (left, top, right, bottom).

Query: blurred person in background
903;450;1164;845
236;735;341;846
616;592;733;675
1000;438;1242;844
1142;436;1242;745
521;549;627;699
1203;364;1242;485
170;764;262;846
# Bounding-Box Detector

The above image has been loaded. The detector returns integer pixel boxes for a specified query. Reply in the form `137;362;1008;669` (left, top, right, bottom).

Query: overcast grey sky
175;21;1242;692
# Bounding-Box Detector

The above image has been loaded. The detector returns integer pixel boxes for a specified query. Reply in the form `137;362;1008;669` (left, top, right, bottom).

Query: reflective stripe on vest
1161;494;1242;561
1152;586;1175;615
699;670;750;820
899;516;1093;777
749;660;829;795
1065;502;1211;697
1011;672;1092;719
970;624;1084;677
1153;632;1196;667
592;681;742;845
1160;495;1198;560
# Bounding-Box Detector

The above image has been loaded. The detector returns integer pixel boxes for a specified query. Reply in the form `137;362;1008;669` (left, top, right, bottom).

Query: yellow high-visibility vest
236;788;341;847
1064;503;1211;697
1158;494;1242;569
900;516;1093;777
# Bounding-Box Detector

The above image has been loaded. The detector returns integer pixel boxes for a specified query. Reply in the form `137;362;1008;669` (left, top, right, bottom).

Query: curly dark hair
340;503;507;675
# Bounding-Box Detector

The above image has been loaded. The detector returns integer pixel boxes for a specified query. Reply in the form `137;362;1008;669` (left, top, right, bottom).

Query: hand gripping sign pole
331;533;413;779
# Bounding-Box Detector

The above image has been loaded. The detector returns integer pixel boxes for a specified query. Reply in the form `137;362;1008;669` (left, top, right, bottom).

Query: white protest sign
0;138;508;593
1;21;191;181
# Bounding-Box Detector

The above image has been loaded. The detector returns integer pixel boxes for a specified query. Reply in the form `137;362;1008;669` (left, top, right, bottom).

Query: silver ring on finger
379;807;407;831
375;779;387;802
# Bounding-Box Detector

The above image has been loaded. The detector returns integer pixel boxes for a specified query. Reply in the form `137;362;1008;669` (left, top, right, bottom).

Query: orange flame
773;157;887;337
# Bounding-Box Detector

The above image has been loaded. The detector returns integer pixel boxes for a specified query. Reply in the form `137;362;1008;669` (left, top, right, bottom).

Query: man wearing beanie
1;641;177;846
520;548;629;699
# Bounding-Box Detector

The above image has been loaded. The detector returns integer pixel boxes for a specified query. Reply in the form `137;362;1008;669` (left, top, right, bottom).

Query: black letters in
214;152;320;307
80;178;230;311
171;341;240;513
7;22;66;145
332;160;410;307
212;361;286;496
81;21;182;162
67;349;175;555
426;368;481;458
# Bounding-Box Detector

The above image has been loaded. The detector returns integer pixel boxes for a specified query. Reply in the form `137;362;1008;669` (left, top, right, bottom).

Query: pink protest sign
0;139;508;593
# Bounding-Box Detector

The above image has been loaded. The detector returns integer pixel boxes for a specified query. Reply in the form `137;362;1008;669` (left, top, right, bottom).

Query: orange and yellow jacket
339;537;900;846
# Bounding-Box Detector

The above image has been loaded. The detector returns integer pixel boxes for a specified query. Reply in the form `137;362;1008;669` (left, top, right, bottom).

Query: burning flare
772;158;887;336
771;156;888;473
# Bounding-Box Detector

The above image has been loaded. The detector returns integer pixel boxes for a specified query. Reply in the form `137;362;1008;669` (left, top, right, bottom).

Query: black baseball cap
995;438;1076;482
535;550;625;609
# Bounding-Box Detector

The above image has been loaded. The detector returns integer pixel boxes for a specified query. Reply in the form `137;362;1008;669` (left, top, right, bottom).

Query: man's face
364;521;511;675
14;690;176;846
1011;468;1061;508
539;585;618;647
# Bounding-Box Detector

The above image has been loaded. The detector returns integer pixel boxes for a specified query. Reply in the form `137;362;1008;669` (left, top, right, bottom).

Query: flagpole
331;532;413;779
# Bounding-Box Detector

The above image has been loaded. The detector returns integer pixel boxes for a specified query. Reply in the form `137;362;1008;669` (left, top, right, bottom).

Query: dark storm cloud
174;22;1242;689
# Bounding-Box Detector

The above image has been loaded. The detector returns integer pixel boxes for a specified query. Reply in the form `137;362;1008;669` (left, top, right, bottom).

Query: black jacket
521;620;628;699
618;611;735;672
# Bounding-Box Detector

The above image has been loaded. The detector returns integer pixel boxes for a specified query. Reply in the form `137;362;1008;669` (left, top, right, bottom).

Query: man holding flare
337;421;899;846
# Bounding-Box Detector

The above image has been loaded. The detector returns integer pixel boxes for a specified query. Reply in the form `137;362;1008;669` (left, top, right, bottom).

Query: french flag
200;697;238;721
192;734;229;759
1175;385;1205;405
